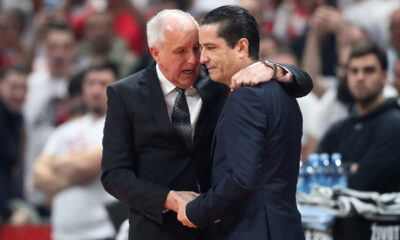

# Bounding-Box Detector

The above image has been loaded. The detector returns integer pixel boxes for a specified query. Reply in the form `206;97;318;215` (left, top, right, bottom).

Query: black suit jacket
101;63;312;240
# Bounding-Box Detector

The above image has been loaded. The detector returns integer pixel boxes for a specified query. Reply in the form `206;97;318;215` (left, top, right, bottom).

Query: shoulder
112;66;151;88
27;70;50;87
376;99;400;131
328;116;349;131
109;64;157;93
58;115;88;131
226;86;265;115
229;85;263;101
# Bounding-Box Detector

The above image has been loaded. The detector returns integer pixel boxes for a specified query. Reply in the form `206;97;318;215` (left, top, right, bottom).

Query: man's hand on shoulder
230;61;293;89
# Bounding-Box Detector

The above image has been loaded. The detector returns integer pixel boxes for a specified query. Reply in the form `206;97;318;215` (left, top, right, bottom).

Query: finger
231;72;245;89
231;73;239;88
190;192;200;198
189;224;197;228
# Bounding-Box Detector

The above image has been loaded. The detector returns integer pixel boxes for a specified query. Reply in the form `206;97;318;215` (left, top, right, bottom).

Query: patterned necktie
172;87;192;147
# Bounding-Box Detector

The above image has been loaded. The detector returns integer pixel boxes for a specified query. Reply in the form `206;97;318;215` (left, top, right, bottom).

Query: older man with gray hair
101;9;312;240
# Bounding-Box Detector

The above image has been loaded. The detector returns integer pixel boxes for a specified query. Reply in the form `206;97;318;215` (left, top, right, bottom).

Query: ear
150;46;161;63
235;38;249;59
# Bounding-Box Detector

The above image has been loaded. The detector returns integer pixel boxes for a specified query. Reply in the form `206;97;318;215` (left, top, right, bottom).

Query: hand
310;6;344;37
175;191;199;228
164;191;199;213
231;63;275;89
231;63;292;89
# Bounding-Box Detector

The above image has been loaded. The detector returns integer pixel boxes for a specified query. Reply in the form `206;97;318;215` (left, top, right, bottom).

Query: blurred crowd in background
1;0;400;238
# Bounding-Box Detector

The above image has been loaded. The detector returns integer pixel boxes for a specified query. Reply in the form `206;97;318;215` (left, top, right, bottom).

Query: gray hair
146;9;199;48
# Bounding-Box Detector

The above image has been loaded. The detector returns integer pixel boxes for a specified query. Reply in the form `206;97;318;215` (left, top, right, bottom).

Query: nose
200;51;209;64
187;49;199;65
355;70;365;82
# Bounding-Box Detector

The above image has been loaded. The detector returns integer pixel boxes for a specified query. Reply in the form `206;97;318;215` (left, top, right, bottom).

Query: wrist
164;190;178;212
263;60;277;79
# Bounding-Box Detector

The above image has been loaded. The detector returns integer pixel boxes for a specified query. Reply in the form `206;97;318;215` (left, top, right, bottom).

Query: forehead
199;23;230;47
3;71;27;83
85;69;115;81
163;24;199;48
87;13;112;25
348;54;380;68
46;30;74;43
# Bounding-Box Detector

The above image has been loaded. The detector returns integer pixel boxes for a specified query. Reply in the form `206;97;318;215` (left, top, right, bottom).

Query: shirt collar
246;61;262;68
156;64;176;96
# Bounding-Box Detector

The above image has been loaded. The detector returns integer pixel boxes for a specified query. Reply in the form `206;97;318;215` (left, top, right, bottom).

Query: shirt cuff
162;209;169;214
185;206;195;226
276;64;293;83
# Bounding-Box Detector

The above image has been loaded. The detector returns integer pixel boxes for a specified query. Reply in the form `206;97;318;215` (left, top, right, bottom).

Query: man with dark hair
24;22;78;206
34;62;118;240
176;5;306;240
316;40;400;240
0;65;29;223
316;41;400;193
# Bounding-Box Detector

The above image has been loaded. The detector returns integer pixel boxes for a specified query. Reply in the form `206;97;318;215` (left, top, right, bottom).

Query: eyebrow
202;43;216;47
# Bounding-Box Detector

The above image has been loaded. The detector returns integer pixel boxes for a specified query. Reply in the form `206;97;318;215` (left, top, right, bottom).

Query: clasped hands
165;190;221;228
165;190;199;228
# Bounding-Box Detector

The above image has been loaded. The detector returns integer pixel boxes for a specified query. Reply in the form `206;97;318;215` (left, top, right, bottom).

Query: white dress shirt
156;64;202;138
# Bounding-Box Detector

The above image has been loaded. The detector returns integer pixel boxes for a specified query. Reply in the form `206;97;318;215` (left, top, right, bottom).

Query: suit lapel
138;64;186;147
193;71;217;149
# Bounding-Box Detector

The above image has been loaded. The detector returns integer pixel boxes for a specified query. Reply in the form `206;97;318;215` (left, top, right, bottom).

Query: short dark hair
201;5;260;60
84;61;119;80
349;41;388;70
0;65;30;82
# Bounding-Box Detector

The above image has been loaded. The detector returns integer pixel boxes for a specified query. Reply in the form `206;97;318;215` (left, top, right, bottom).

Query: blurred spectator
344;0;400;51
343;1;400;83
302;17;398;154
3;9;28;61
33;62;117;240
77;11;138;78
67;71;87;119
389;8;400;56
0;11;25;75
259;35;279;61
316;40;400;240
107;0;147;56
316;41;400;193
189;0;235;19
394;59;400;94
23;23;77;206
273;0;312;46
28;3;69;71
302;18;365;97
299;2;342;78
237;0;263;27
0;65;29;224
388;8;400;82
61;0;100;40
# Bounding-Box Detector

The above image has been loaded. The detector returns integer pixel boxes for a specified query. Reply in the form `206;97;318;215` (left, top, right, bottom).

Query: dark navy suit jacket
186;80;305;240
